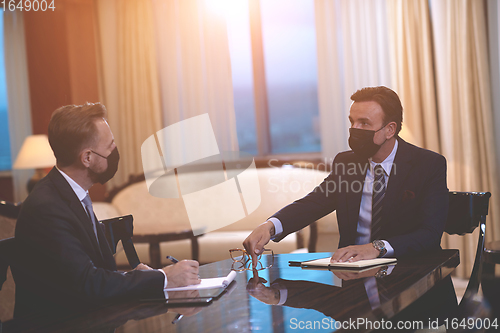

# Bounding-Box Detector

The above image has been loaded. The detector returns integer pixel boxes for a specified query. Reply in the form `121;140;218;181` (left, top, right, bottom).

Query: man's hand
134;263;153;271
169;290;204;317
162;260;201;288
246;269;280;305
243;221;275;268
330;244;379;263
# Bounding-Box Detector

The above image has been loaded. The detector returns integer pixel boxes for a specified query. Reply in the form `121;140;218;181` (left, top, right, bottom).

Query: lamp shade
13;135;56;169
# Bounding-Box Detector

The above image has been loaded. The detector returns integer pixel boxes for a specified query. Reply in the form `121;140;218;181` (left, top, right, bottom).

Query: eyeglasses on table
229;248;274;271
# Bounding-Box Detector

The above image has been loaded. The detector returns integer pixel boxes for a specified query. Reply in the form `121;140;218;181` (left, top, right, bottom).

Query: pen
172;313;183;324
166;255;179;263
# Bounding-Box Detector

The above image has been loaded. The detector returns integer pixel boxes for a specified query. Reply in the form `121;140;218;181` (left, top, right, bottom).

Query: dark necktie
371;165;386;240
82;194;99;245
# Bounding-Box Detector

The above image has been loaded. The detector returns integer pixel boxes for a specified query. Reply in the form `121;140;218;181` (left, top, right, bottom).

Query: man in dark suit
12;103;200;319
244;86;448;264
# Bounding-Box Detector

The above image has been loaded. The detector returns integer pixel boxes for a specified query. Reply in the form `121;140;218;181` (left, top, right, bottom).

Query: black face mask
89;147;120;184
348;125;387;159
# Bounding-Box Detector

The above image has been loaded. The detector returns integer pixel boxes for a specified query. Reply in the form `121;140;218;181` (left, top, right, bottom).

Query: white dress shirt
269;140;399;257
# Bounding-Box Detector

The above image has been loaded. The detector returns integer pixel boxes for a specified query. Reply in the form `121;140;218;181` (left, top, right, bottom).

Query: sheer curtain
151;0;239;152
4;11;33;202
386;0;440;152
430;0;500;277
95;0;238;188
488;0;500;190
95;0;163;188
314;0;392;159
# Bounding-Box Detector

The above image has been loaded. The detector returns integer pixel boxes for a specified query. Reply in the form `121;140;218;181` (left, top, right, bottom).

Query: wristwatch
372;240;387;258
375;266;389;278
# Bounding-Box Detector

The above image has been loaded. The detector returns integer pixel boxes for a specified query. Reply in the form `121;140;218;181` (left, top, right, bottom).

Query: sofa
94;165;340;267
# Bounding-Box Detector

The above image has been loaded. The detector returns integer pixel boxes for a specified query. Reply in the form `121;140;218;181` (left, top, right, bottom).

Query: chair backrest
0;237;15;290
101;215;140;269
444;192;491;235
0;201;21;220
444;191;491;310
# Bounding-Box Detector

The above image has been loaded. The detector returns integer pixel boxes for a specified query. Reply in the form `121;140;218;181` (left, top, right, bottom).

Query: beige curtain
429;0;500;277
314;0;393;159
151;0;239;152
95;0;163;188
386;0;440;152
95;0;238;188
488;0;500;199
4;11;33;202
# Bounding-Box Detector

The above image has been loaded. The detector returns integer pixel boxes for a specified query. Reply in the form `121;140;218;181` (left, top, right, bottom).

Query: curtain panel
4;11;33;203
95;0;239;189
386;0;440;152
315;0;392;159
152;0;239;153
95;0;163;188
430;0;500;277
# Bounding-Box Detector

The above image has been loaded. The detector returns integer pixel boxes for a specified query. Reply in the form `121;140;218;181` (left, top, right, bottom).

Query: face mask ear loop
374;123;391;149
375;123;389;133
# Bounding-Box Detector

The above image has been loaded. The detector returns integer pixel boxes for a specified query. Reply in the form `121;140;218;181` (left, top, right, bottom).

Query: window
0;13;12;171
260;0;320;154
226;0;321;156
226;0;258;155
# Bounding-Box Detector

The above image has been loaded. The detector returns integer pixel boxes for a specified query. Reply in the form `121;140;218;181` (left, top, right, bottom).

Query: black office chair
0;237;15;291
444;191;491;306
0;200;21;220
101;215;140;269
0;200;20;292
1;213;141;287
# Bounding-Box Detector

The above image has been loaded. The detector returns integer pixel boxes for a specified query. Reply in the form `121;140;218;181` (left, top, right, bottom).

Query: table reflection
245;253;457;331
3;251;460;333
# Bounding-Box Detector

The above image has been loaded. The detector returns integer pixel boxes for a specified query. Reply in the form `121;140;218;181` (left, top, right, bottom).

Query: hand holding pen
166;255;179;263
161;255;201;288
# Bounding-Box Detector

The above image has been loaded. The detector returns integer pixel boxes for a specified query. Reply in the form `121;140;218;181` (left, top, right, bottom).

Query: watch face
373;240;384;249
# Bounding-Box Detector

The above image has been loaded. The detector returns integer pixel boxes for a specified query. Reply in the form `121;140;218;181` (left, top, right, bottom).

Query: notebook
299;257;397;270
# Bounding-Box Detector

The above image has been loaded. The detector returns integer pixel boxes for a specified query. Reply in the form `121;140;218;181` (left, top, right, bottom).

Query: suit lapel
47;168;103;263
381;138;414;223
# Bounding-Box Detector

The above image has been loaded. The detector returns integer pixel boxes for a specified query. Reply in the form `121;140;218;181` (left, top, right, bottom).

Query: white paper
164;271;237;291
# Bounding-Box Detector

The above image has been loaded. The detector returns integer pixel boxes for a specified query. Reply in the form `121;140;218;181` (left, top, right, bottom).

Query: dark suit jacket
11;167;165;319
272;138;448;257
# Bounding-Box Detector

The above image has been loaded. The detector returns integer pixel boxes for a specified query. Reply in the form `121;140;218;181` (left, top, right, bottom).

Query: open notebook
300;257;397;270
164;271;237;291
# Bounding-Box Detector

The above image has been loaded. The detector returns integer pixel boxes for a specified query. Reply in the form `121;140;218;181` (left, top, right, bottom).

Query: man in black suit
12;103;200;319
244;86;448;264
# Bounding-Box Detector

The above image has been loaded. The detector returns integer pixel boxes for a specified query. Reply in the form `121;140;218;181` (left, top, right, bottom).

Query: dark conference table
4;250;460;333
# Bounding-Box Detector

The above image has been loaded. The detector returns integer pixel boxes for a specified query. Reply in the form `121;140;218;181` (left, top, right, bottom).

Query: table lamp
13;134;56;192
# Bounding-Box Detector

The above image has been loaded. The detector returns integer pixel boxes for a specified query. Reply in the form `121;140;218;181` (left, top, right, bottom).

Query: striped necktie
371;164;386;240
